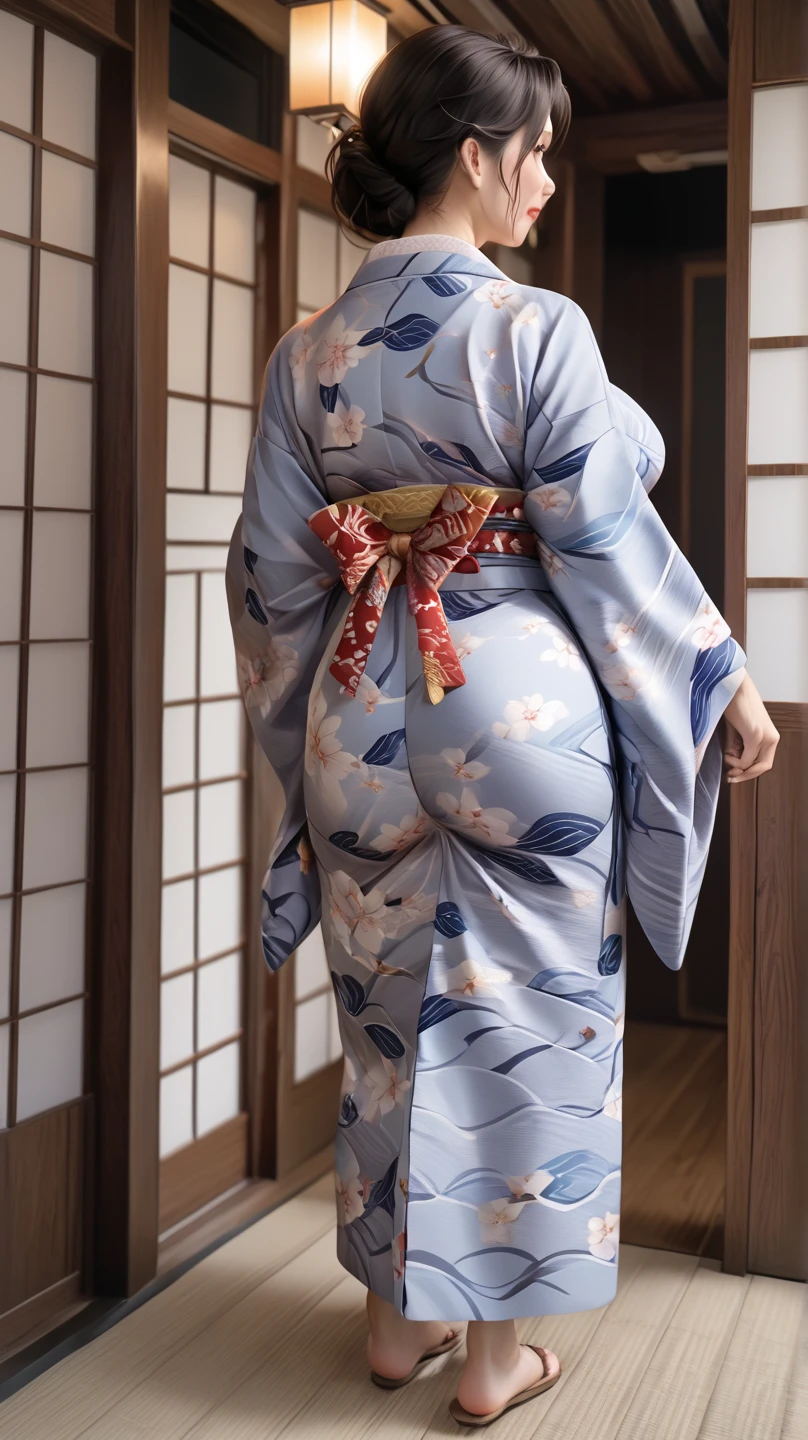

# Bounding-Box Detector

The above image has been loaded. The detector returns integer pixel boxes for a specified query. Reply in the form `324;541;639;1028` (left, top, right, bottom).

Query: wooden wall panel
0;1101;85;1314
755;0;808;84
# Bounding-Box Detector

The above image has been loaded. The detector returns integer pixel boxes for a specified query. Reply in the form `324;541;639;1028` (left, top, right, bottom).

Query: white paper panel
0;1022;7;1128
199;699;243;781
213;176;256;283
168;264;209;397
40;150;95;257
162;789;195;880
196;1039;240;1135
42;32;96;161
16;997;84;1122
747;477;808;578
198;780;244;869
294;991;329;1083
163;574;197;703
19;882;85;1011
294;924;329;1001
200;572;238;695
0;1021;7;1128
0;131;33;238
23;766;88;890
0;239;31;364
27;642;90;768
297;306;315;324
163;703;196;788
0;367;28;506
751;84;808;212
160;971;195;1070
298;209;338;311
159;1064;193;1158
0;11;33;132
29;511;92;640
0;898;11;1020
296;115;333;177
166;545;229;573
750;221;808;338
0;509;24;642
167;397;206;492
748;348;808;465
169;155;210;267
0;646;19;772
746;587;808;702
211;280;253;404
161;878;195;976
197;864;242;958
166;492;242;544
209;405;253;493
38;251;94;377
0;775;15;895
34;375;93;509
197;951;241;1051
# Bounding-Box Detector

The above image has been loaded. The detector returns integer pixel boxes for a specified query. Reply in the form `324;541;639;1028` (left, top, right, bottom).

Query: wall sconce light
280;1;388;127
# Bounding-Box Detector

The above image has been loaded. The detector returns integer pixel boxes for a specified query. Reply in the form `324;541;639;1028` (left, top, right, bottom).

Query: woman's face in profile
461;117;556;249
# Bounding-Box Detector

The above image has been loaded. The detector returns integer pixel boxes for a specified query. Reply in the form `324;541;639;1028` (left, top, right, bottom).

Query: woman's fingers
724;731;779;781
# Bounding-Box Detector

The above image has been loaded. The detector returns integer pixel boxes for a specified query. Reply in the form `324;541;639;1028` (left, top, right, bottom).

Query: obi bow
307;483;502;703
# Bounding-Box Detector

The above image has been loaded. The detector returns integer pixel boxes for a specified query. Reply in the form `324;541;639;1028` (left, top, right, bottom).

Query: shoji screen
0;16;95;1141
746;83;808;700
160;153;258;1220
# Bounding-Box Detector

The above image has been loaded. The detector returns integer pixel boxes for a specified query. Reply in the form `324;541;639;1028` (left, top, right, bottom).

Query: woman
226;25;778;1426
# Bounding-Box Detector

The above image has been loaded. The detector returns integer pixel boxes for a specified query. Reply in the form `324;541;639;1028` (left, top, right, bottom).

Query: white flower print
603;1081;622;1122
473;279;525;314
604;620;637;653
437;956;513;998
441;747;491;781
493;693;569;741
600;659;658;702
691;598;730;649
477;1197;525;1245
436;787;518;846
519;615;553;640
540;634;582;669
536;537;565;576
316;313;369;386
289;323;317;383
355;674;382;712
335;1156;365;1225
360;1056;411;1123
369;810;429;853
328;870;391;958
506;1169;553;1199
305;690;365;809
238;639;299;718
530;483;571;518
571;889;598;908
326;399;366;447
587;1211;620;1260
454;631;486;661
393;1230;406;1281
512;301;540;328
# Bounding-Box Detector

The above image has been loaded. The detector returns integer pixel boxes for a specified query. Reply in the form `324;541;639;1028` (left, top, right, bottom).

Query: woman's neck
401;204;481;250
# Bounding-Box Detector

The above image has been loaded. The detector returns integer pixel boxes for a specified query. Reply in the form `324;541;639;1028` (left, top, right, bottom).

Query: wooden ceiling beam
565;97;728;173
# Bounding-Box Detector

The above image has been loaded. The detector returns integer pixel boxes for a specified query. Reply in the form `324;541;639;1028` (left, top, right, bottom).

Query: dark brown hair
326;25;570;241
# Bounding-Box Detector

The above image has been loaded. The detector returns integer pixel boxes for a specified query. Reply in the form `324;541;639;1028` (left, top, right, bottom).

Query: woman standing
227;25;778;1426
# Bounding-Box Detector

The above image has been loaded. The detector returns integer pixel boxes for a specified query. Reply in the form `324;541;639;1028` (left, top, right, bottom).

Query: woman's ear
458;136;483;189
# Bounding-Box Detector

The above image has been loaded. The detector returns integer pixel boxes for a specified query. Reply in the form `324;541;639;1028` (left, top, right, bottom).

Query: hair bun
327;124;417;240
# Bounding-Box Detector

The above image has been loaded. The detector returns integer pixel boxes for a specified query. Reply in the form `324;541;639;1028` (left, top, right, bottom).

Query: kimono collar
346;232;512;292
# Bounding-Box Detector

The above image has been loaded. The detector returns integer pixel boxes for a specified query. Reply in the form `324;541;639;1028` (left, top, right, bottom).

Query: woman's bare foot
366;1290;462;1380
456;1319;560;1417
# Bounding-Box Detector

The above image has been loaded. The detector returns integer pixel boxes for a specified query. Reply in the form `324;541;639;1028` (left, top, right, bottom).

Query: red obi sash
307;482;535;703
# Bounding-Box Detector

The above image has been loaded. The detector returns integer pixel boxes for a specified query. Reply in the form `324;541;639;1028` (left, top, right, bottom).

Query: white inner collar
362;233;491;263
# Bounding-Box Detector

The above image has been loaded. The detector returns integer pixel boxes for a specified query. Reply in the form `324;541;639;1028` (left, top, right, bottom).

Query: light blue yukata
226;234;747;1321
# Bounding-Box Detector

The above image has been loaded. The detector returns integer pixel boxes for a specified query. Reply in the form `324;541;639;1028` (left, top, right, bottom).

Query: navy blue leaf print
365;1022;405;1059
540;1150;613;1204
331;970;367;1016
420;439;477;473
319;383;339;412
361;728;407;766
329;829;396;862
418;994;462;1032
598;934;622;975
434;901;467;937
422;273;468;297
339;1094;359;1127
358;313;440;351
441;591;504;622
261;891;311;972
243;546;257;575
363;1158;398;1219
534;442;595;485
245;587;268;624
557;504;640;557
690;636;737;746
271;828;306;869
516;813;605;856
490;850;559;885
454;442;484;471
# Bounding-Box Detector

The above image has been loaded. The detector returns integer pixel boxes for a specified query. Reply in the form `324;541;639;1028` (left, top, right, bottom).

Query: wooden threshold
0;1273;88;1366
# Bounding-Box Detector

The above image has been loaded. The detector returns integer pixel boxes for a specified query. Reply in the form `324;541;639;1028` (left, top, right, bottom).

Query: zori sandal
448;1344;561;1426
370;1327;465;1389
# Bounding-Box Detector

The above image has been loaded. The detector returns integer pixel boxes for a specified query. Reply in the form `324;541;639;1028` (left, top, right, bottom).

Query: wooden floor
0;1170;805;1439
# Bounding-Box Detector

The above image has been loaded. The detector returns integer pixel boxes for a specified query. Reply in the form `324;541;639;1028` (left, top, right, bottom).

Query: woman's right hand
722;669;780;782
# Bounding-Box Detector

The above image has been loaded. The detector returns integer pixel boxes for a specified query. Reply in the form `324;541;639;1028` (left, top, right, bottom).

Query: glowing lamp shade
289;1;387;122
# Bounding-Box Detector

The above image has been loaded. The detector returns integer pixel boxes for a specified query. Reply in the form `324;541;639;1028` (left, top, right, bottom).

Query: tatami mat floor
1;1172;805;1439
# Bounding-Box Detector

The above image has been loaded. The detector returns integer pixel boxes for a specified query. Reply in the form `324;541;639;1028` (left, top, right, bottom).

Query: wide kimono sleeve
519;293;747;971
226;344;344;972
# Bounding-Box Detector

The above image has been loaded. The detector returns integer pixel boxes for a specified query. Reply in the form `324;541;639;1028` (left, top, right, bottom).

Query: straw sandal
370;1327;465;1389
448;1344;561;1426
